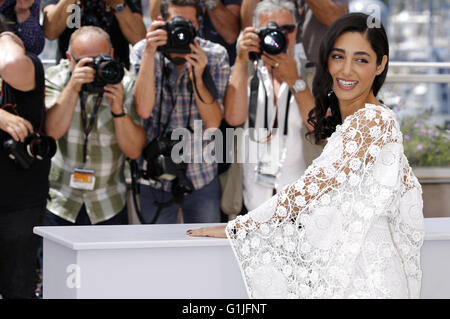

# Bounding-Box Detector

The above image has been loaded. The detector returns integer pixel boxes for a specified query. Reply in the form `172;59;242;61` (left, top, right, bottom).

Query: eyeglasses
280;24;296;34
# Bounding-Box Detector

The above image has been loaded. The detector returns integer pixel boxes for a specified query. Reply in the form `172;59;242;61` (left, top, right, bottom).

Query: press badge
70;169;96;190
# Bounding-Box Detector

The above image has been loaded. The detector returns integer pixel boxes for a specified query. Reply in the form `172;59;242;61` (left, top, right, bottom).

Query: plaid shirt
130;37;230;192
45;60;142;224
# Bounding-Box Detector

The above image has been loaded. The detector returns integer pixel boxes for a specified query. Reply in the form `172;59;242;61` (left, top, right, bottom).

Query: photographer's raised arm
206;2;240;45
191;73;223;129
45;57;94;140
104;83;146;159
240;0;259;30
107;0;146;45
134;21;166;119
0;32;35;91
186;40;223;129
224;27;258;126
42;0;77;40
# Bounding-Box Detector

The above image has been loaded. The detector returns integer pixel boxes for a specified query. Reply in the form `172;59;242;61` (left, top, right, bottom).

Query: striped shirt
130;37;230;192
44;59;142;224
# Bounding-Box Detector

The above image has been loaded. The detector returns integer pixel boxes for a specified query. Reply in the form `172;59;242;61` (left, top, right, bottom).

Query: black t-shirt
0;53;51;212
41;0;143;69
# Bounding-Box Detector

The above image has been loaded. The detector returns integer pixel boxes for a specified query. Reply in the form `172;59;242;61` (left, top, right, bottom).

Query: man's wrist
288;78;307;93
111;107;127;118
66;79;82;94
286;77;300;88
112;1;126;13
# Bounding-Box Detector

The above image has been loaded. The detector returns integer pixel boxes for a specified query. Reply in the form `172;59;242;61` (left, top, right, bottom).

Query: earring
327;90;334;97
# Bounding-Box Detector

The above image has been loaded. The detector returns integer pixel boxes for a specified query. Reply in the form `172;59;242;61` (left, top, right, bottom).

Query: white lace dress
226;104;424;299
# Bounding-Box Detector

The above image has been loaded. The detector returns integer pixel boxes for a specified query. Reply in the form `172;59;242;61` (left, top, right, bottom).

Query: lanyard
248;67;292;143
79;92;104;163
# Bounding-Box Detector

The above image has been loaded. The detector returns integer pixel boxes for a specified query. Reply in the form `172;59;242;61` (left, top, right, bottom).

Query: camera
82;54;125;93
250;22;287;60
157;16;197;54
81;0;114;30
2;132;56;169
143;133;194;198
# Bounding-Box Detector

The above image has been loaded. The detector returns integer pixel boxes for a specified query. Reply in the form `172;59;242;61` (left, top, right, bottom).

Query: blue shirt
0;0;44;55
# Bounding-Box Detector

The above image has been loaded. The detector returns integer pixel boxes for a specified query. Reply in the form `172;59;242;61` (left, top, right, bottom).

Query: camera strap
79;92;104;163
248;65;292;142
190;65;218;104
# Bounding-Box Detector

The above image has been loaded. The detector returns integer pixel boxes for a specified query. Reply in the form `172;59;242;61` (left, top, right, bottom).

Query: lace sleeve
226;105;421;298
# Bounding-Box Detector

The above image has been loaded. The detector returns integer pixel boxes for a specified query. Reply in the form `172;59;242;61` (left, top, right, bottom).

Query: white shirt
240;59;308;211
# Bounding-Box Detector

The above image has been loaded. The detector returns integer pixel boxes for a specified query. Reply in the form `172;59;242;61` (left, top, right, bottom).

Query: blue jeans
139;177;221;224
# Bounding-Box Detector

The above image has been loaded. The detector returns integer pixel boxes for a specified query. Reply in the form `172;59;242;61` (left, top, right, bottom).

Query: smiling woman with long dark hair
308;12;390;145
188;12;424;299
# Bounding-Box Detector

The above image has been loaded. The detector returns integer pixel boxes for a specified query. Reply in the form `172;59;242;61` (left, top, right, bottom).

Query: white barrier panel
34;218;450;299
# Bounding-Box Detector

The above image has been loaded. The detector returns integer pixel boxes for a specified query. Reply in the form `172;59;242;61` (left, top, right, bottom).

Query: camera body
143;134;194;198
82;54;125;93
2;132;56;170
250;22;287;60
157;16;197;54
81;0;114;30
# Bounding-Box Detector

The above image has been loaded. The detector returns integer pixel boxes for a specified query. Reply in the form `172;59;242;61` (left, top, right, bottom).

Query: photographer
41;0;146;69
43;26;145;227
0;20;50;298
149;0;241;65
131;0;230;224
241;0;348;65
224;0;322;212
0;0;45;55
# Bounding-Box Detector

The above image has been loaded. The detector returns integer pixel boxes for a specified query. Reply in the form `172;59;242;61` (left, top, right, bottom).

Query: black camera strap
190;65;218;105
79;92;104;163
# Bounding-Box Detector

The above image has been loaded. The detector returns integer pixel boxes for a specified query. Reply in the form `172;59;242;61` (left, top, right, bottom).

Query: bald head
66;26;114;66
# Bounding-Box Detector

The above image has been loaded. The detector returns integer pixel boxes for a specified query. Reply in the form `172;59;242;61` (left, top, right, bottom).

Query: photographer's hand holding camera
131;0;231;224
0;27;51;298
135;17;222;129
43;26;145;226
226;14;314;130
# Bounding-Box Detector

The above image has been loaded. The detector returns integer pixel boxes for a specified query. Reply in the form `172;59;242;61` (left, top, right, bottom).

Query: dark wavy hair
307;12;389;144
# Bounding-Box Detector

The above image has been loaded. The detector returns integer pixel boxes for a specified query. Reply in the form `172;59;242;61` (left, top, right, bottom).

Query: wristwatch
114;2;126;13
290;79;307;93
111;108;128;118
204;0;220;10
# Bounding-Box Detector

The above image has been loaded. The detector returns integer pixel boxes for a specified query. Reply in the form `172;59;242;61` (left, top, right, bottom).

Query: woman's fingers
186;225;227;238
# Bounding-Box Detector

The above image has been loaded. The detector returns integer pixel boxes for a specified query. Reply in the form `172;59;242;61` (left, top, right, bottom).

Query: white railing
387;62;450;83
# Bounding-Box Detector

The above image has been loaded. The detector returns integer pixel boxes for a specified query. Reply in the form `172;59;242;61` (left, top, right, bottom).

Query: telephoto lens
82;54;124;93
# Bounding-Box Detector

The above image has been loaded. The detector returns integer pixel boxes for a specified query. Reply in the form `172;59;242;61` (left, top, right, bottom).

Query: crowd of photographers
0;0;348;298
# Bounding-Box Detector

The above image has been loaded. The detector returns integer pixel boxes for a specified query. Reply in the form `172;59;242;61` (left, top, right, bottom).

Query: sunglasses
280;24;296;34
